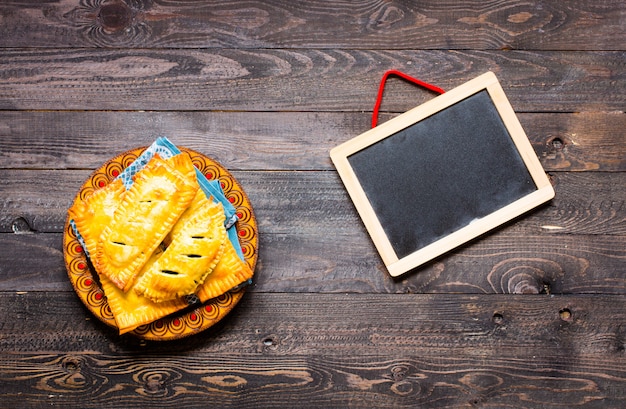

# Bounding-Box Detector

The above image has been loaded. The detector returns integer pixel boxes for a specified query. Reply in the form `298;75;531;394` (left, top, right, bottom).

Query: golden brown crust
100;247;189;334
163;189;212;246
68;178;125;257
74;149;255;333
135;201;226;302
166;152;197;182
196;229;254;302
95;155;198;291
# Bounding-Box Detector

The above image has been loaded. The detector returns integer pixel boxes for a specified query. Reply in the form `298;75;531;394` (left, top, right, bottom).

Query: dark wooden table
1;1;625;408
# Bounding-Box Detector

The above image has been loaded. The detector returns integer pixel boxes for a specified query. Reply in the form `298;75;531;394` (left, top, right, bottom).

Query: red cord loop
372;69;445;128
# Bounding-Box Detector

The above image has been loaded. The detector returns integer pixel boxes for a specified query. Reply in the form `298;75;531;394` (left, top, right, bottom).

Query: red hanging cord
372;69;445;128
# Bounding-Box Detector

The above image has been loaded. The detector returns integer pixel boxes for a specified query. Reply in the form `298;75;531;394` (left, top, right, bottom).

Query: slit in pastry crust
196;227;254;303
163;189;211;246
95;154;198;292
100;247;188;334
134;201;226;302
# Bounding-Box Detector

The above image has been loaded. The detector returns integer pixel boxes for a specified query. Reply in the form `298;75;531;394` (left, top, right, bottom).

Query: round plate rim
63;146;258;341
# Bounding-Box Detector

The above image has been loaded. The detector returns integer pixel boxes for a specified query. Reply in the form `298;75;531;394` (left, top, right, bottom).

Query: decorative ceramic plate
63;147;258;341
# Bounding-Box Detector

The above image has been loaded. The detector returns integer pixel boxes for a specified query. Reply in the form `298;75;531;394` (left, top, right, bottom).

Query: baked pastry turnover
69;150;254;335
164;188;210;246
95;154;198;291
68;178;125;258
100;247;189;334
196;230;254;302
134;200;227;302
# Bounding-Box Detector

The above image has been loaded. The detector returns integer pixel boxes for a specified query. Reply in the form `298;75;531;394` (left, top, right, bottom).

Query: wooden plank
0;49;623;111
1;230;625;295
1;170;624;236
530;111;626;172
4;353;624;408
265;233;626;296
2;168;623;294
0;233;70;292
0;111;624;172
3;291;623;356
1;292;625;408
0;0;623;51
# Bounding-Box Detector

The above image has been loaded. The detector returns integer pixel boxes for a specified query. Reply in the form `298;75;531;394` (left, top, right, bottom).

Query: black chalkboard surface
330;72;554;277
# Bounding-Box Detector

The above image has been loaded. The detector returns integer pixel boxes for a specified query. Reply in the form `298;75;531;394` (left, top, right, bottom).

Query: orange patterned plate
63;147;258;340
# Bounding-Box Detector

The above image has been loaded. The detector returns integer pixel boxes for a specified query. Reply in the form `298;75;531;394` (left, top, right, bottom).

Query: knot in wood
98;2;133;32
136;369;180;397
551;137;565;150
262;336;278;350
488;258;562;294
391;364;408;381
511;278;542;294
492;312;505;325
144;377;165;394
12;217;33;234
61;356;82;372
145;379;163;393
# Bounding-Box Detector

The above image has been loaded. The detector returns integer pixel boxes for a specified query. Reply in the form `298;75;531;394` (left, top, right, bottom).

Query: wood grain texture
0;49;623;111
4;354;624;408
3;291;624;356
0;1;624;407
1;170;624;235
1;170;624;294
0;0;624;51
1;230;625;295
0;111;624;172
1;292;626;408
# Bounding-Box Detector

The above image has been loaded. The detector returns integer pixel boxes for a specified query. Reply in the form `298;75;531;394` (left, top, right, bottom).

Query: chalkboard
330;72;554;277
